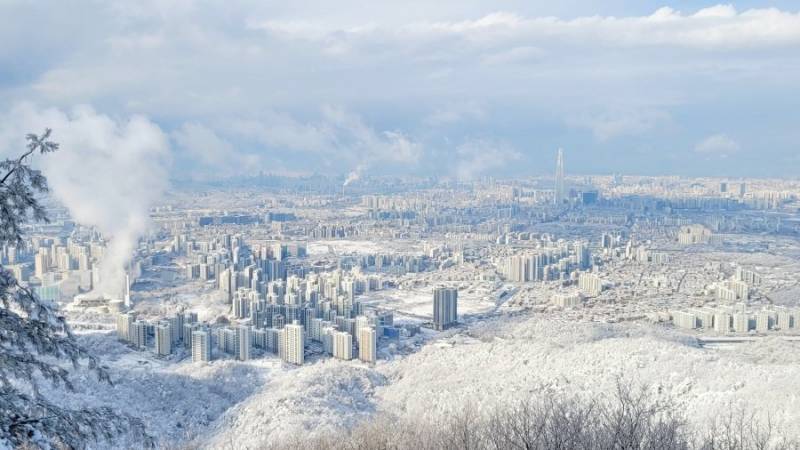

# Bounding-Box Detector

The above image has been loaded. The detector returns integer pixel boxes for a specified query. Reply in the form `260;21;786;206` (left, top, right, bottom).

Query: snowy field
306;239;424;257
64;312;800;449
359;286;498;318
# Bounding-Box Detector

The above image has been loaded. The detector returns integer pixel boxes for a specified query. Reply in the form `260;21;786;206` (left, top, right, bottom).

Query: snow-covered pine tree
0;130;151;448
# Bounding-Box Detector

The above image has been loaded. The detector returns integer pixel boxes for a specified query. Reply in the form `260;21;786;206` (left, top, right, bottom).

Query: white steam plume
343;163;365;187
0;103;170;298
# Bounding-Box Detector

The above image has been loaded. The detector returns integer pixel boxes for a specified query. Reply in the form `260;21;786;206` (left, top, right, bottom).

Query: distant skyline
1;1;800;179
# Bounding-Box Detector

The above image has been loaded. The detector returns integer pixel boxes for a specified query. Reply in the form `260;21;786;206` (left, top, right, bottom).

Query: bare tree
277;380;797;450
596;379;691;450
0;130;151;448
699;404;798;450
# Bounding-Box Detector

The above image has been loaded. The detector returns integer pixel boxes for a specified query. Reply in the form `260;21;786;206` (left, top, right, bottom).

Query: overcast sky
1;0;799;180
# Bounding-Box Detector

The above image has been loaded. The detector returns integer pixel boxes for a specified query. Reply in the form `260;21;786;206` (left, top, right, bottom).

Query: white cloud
1;2;799;176
219;107;421;176
173;123;266;178
254;6;800;51
426;102;486;125
321;106;421;165
481;46;544;66
455;139;521;180
569;109;672;141
694;133;740;157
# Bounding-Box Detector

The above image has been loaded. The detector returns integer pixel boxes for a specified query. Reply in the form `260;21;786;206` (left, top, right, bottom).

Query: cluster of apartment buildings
677;224;719;245
551;291;584;308
716;266;762;302
116;286;459;366
499;240;592;283
2;231;144;304
670;305;799;334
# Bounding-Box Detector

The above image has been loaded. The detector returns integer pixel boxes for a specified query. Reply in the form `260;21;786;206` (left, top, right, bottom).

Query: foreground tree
280;380;797;450
0;130;150;448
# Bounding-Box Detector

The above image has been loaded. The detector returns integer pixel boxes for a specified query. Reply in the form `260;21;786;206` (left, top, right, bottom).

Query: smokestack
124;273;131;307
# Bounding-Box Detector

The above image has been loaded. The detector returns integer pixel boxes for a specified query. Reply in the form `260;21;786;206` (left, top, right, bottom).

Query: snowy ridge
45;332;269;446
39;315;800;448
198;316;800;448
204;362;387;448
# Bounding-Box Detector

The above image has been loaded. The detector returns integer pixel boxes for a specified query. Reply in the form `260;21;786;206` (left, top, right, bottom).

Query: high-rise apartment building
578;272;602;297
155;323;172;356
236;325;251;361
332;331;352;360
116;312;136;342
282;320;304;365
34;249;49;279
358;326;377;364
132;320;148;349
192;329;212;362
433;287;458;331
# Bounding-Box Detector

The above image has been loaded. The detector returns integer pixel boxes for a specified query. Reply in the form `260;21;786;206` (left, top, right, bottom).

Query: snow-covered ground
65;312;800;449
359;286;497;318
307;240;391;256
306;239;425;257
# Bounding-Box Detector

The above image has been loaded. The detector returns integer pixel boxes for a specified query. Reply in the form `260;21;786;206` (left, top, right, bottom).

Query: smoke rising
0;103;170;298
343;164;365;187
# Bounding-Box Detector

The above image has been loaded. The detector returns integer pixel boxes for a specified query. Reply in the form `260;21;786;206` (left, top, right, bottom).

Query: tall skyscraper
34;249;49;279
155;323;172;356
192;329;212;362
358;327;377;364
333;331;353;360
433;287;458;331
132;320;148;349
182;323;196;348
219;268;233;303
236;325;251;361
282;320;304;365
554;148;565;205
116;312;136;342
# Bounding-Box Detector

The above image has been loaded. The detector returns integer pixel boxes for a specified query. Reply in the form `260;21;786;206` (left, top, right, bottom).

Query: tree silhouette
0;129;150;448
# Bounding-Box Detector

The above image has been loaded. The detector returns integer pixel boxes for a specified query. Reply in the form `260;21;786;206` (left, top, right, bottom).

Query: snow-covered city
3;1;800;449
7;172;799;448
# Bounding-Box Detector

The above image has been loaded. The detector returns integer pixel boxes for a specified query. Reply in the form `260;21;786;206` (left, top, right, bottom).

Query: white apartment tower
282;320;304;365
714;313;731;334
192;329;212;362
236;325;251;361
732;313;749;333
578;272;602;297
131;321;148;349
358;327;377;364
333;331;353;361
155;323;172;356
34;249;49;279
433;287;458;331
116;312;136;341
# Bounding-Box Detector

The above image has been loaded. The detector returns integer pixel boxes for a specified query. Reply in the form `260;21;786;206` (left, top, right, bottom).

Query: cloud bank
2;2;799;176
695;133;740;158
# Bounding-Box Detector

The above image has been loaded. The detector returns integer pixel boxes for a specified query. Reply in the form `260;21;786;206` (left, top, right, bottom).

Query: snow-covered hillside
63;312;800;449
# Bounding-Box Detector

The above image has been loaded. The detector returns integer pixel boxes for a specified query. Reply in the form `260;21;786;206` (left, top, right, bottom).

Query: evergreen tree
0;129;150;448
